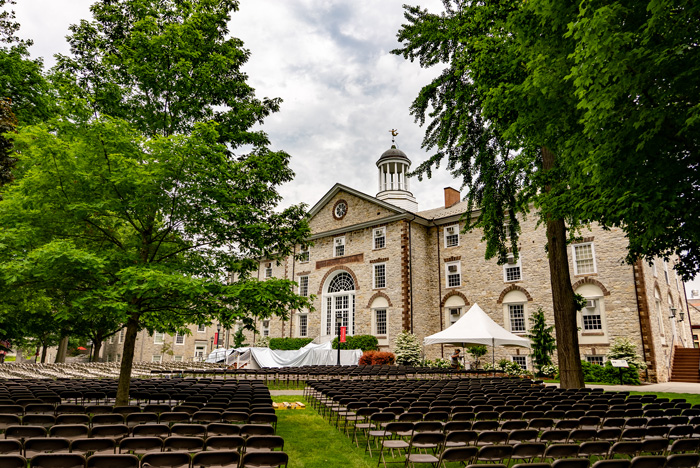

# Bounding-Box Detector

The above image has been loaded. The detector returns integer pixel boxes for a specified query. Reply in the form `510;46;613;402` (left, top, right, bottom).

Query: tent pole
492;337;495;377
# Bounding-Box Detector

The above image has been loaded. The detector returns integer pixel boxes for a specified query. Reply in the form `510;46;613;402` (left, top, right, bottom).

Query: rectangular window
375;309;387;335
373;227;386;250
264;262;272;278
151;355;162;363
194;344;206;360
298;276;309;297
512;356;527;370
573;243;596;275
118;328;125;344
448;307;462;325
173;355;183;362
664;261;669;284
334;237;345;257
299;315;308;337
582;300;602;331
446;261;461;288
153;332;165;344
197;325;206;333
326;296;332;335
109;334;115;344
262;320;270;337
299;248;309;263
175;333;185;345
444;224;459;248
504;256;522;282
373;263;386;289
509;304;526;333
586;355;605;366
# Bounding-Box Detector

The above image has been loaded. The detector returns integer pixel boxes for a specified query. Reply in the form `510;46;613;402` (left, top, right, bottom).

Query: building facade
103;144;693;382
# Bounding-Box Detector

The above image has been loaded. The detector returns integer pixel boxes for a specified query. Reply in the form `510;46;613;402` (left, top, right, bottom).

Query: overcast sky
11;0;700;296
12;0;452;210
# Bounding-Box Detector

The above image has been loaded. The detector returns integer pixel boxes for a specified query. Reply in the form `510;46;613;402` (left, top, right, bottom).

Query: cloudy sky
11;0;700;295
12;0;453;211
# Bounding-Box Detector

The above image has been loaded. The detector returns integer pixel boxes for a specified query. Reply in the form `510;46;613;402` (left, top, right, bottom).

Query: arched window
501;290;528;334
322;271;356;338
654;288;665;345
575;282;609;345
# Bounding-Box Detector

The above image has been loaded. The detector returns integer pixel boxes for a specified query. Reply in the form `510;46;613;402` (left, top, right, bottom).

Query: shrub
269;338;313;350
466;345;488;369
359;350;396;365
332;334;379;352
606;337;647;369
422;358;451;369
580;359;641;385
393;331;422;366
254;336;270;348
483;360;532;377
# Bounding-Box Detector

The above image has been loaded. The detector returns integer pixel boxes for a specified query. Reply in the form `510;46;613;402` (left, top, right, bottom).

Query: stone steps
670;348;700;383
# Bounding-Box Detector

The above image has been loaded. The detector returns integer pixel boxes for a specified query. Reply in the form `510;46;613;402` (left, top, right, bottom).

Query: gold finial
389;129;399;144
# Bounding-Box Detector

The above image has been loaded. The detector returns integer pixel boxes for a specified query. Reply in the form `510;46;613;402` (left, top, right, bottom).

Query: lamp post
336;311;342;366
216;323;221;350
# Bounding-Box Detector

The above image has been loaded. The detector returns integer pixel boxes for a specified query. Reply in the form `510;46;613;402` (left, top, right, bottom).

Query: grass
628;391;700;405
272;395;377;468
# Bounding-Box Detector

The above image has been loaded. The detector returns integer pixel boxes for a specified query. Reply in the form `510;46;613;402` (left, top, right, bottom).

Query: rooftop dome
377;145;410;164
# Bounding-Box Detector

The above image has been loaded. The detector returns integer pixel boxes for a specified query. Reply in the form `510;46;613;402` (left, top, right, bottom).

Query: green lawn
272;395;377;468
628;391;700;405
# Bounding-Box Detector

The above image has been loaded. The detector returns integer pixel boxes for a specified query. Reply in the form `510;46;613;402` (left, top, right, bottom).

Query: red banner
214;332;219;346
340;326;347;343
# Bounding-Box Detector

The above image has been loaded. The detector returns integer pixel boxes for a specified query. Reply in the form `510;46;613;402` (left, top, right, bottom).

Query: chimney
444;187;460;208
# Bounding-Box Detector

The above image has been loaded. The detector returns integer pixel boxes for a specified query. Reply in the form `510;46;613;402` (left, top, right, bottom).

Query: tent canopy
424;303;531;348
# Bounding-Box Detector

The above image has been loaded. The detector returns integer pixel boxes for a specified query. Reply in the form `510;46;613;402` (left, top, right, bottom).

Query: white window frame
572;242;597;275
581;299;603;331
153;332;165;345
264;262;272;278
664;261;670;284
118;328;125;344
444;224;460;248
511;355;527;370
174;332;185;345
445;261;461;288
298;275;309;297
503;256;522;282
373;263;387;289
298;314;308;337
197;325;206;333
373;308;387;336
262;320;270;337
508;303;527;334
173;355;183;362
585;355;605;366
373;227;386;250
194;343;207;360
151;355;162;363
448;306;463;325
334;236;345;257
299;248;309;264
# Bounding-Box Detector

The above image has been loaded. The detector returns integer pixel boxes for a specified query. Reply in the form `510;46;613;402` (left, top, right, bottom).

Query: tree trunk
55;336;69;363
92;339;103;363
541;146;584;389
40;344;47;363
115;313;140;406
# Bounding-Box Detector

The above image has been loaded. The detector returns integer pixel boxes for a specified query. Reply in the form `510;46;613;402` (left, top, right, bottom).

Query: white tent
205;340;362;368
424;303;530;366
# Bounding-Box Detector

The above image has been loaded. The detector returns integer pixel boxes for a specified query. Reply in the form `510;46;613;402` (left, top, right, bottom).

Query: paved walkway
547;381;700;394
270;390;305;396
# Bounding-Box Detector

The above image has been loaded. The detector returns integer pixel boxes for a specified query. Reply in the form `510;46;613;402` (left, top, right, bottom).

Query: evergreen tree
527;307;557;377
393;330;422;366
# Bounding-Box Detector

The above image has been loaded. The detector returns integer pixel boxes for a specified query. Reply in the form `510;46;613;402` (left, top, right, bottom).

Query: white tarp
205;342;362;368
424;303;531;348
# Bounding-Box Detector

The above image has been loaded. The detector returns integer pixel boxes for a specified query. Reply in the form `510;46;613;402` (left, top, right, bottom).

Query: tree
466;345;487;370
394;0;586;387
393;330;422;366
527;307;557;377
0;0;311;405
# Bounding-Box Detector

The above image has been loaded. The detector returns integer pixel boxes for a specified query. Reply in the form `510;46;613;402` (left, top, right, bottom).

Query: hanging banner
340;326;347;343
214;332;219;346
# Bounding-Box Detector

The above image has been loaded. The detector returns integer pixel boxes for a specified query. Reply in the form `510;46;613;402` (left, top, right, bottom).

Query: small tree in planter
467;345;488;369
527;307;556;377
393;330;422;366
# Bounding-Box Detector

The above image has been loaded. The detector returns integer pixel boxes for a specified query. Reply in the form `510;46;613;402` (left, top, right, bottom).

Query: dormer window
444;224;459;248
334;237;345;257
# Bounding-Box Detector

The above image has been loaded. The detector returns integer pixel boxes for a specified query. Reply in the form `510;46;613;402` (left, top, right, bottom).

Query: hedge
268;338;314;350
359;350;396;365
331;334;379;352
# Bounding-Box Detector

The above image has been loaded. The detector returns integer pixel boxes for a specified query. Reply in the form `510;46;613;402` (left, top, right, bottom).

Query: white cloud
13;0;457;211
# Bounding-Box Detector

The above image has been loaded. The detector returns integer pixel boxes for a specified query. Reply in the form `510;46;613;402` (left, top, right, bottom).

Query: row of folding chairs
0;449;289;467
0;433;283;458
0;410;276;429
3;422;276;441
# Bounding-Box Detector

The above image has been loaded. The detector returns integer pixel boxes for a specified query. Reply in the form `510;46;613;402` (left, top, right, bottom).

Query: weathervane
389;129;399;144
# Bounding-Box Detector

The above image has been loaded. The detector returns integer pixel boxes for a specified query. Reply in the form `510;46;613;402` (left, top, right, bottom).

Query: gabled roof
416;200;471;221
308;183;409;218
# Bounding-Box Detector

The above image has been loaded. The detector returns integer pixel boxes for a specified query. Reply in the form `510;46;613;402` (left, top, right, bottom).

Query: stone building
252;144;692;382
102;144;693;382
